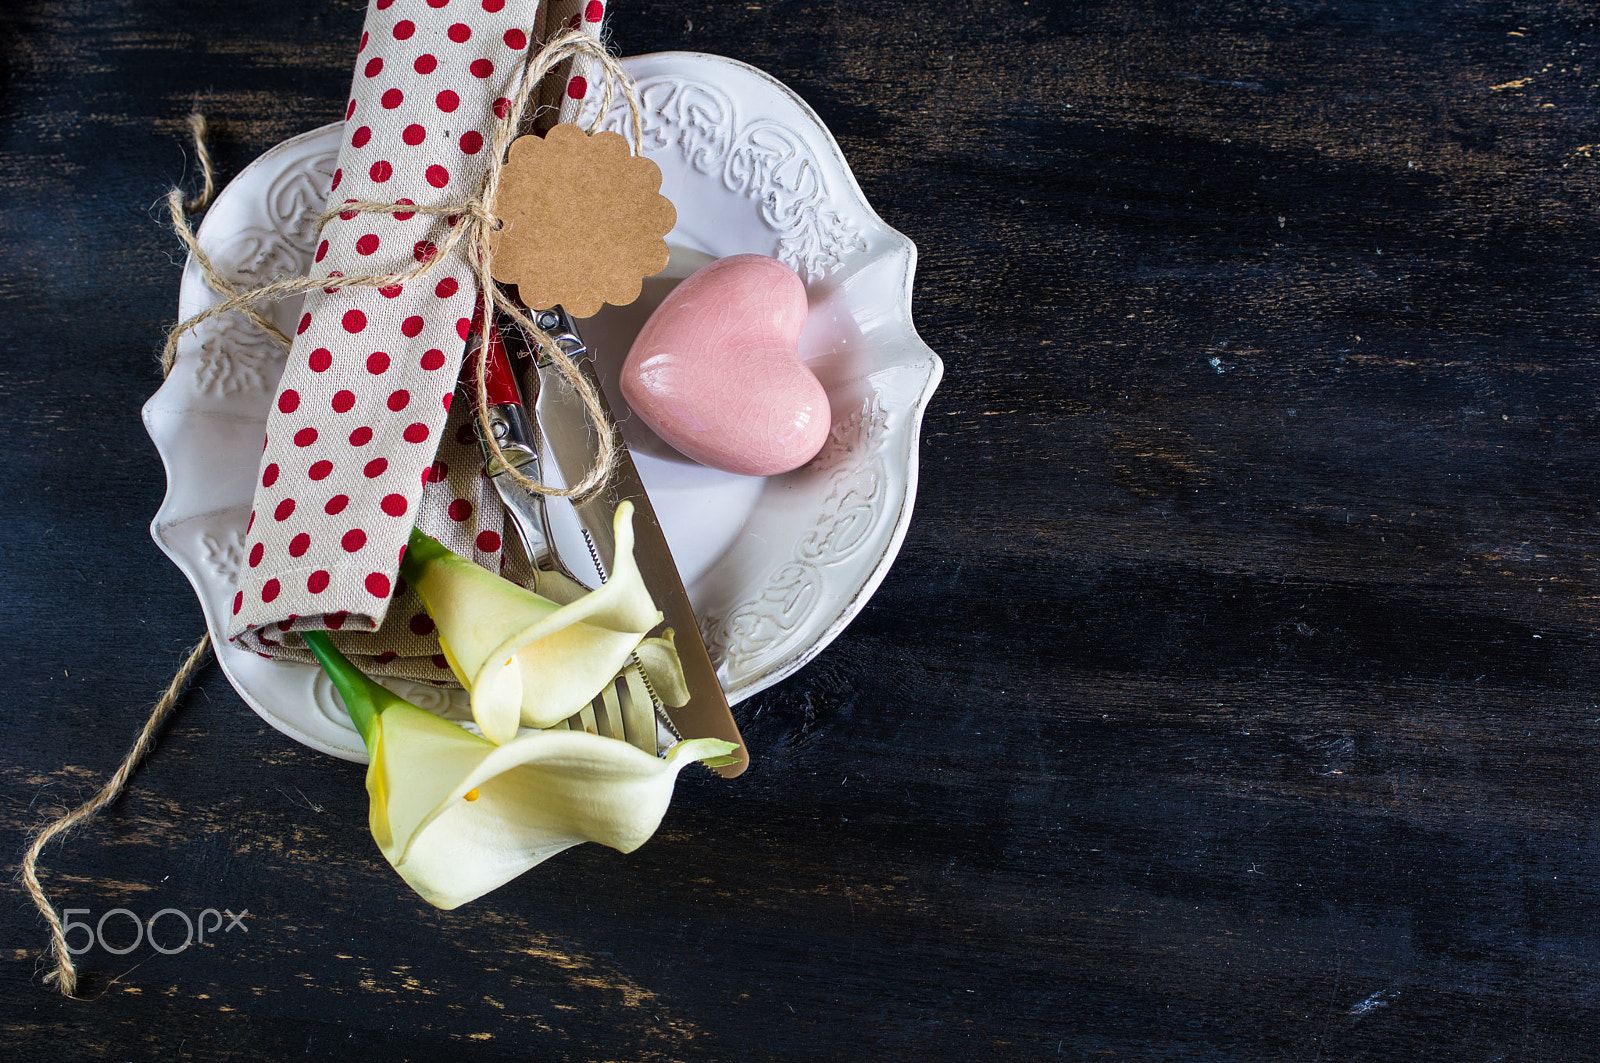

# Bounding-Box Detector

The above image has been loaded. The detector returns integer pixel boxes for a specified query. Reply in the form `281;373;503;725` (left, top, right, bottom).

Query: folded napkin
230;0;606;680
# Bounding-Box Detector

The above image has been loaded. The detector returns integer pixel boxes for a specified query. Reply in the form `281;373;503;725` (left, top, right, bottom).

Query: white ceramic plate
144;51;942;763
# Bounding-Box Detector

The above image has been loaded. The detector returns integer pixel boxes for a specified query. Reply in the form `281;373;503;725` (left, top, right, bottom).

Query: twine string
21;114;224;996
24;26;643;999
21;637;213;998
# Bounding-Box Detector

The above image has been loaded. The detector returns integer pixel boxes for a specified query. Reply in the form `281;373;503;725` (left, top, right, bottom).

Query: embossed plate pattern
144;52;943;762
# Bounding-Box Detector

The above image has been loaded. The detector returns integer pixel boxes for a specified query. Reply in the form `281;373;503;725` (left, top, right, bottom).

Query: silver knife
520;306;749;779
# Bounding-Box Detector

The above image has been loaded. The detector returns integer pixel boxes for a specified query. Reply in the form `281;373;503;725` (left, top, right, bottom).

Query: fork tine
593;680;625;741
618;665;659;755
571;700;600;736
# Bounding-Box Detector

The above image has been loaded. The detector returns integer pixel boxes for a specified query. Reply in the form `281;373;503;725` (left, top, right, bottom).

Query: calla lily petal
507;500;664;728
632;630;691;709
399;531;543;743
400;501;663;740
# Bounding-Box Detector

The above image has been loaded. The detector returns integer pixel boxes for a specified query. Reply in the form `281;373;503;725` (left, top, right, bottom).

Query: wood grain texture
4;1;1599;1059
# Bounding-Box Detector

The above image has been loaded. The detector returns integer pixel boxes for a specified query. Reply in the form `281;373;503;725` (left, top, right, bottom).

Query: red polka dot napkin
229;0;607;680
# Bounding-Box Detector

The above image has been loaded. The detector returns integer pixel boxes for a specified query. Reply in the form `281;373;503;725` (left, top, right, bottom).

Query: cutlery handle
464;296;523;408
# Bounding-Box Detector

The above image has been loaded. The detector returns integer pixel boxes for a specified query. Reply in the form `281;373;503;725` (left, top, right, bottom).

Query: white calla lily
370;702;730;909
400;501;663;742
302;631;736;909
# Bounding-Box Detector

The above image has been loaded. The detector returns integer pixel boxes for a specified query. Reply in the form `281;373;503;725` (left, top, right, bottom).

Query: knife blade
520;306;749;778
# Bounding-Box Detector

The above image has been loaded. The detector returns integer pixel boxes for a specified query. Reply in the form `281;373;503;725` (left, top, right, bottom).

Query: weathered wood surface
4;1;1598;1059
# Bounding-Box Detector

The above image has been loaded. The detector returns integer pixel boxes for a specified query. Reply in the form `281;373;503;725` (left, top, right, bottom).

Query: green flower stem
399;526;452;584
301;630;414;751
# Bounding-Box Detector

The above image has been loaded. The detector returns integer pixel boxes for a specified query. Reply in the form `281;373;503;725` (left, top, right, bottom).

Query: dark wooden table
5;1;1599;1059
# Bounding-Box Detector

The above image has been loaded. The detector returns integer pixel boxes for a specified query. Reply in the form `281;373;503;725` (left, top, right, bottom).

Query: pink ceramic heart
621;255;829;476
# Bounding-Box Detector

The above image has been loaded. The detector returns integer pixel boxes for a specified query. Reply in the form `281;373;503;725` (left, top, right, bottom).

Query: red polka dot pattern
233;0;602;668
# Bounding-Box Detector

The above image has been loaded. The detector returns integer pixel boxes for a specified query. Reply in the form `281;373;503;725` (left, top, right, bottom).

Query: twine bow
162;28;649;501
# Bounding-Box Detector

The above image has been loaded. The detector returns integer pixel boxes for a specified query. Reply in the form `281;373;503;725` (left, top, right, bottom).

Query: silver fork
554;662;662;753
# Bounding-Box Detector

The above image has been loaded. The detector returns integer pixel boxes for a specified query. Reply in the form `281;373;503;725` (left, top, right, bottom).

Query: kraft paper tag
489;123;675;318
